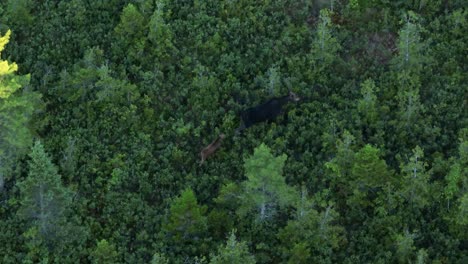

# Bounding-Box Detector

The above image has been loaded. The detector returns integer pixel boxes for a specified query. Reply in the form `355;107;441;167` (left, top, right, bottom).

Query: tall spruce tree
162;188;208;259
17;141;73;259
399;146;430;210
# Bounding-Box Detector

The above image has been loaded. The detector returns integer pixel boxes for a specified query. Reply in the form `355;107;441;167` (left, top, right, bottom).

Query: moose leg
199;152;206;166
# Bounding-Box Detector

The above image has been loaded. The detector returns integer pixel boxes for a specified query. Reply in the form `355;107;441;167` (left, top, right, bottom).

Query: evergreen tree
399;146;430;210
278;190;344;264
444;132;468;207
210;231;256;264
347;144;391;210
393;11;426;73
303;7;341;91
444;133;468;240
151;253;169;264
148;0;175;63
91;239;119;264
395;230;415;263
113;3;147;74
17;141;73;255
351;144;390;187
238;144;296;222
358;79;378;126
357;79;384;144
311;8;340;67
325;130;356;180
0;0;466;262
391;11;432;153
162;188;208;259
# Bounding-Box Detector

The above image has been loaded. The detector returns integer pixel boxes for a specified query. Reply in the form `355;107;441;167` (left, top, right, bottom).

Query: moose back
237;91;300;133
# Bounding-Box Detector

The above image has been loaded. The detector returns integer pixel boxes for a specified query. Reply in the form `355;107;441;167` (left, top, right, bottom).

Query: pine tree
357;79;384;144
17;141;72;249
351;145;389;186
278;190;344;264
399;146;430;210
113;3;146;72
393;11;426;73
325;130;356;180
162;188;208;258
210;231;256;264
392;11;430;151
114;4;145;41
91;239;119;264
238;144;296;222
266;66;281;97
151;253;169;264
148;0;175;63
444;133;468;240
358;79;378;125
348;144;390;209
302;7;341;91
445;132;468;207
395;230;416;264
311;8;340;66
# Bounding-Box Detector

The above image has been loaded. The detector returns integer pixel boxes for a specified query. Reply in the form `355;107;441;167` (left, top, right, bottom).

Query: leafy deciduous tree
0;30;40;193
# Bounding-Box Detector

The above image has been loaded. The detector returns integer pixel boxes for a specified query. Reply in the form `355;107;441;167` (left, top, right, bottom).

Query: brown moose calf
200;134;225;166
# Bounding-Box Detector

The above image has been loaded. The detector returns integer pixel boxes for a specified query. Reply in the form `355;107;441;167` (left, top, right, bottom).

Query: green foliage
0;30;42;262
278;189;344;264
311;8;340;65
91;239;119;264
399;146;430;210
16;141;87;261
444;162;462;203
456;193;468;226
395;230;416;264
210;231;256;264
151;253;169;264
17;141;70;237
162;188;208;259
115;4;145;38
393;11;428;74
148;0;175;62
0;0;466;262
239;143;296;222
358;79;379;126
0;30;41;195
351;144;390;188
265;66;281;97
325;130;356;180
5;0;34;26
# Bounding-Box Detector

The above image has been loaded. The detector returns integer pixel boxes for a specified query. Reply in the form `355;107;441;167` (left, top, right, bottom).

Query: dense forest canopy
0;0;467;263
